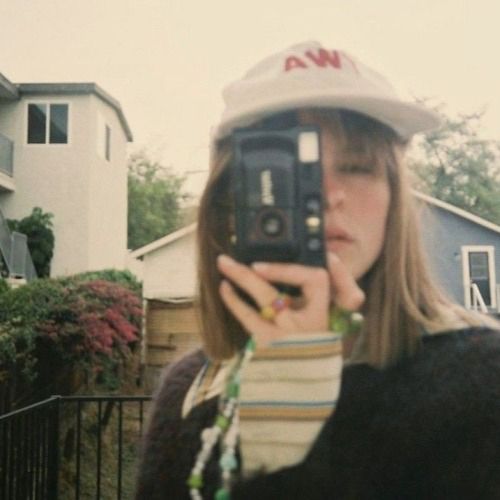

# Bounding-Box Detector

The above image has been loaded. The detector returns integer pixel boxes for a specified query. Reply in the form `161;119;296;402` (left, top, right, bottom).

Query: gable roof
129;223;197;260
414;191;500;236
16;82;133;141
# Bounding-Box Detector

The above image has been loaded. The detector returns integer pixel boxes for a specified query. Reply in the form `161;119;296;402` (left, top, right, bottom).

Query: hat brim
214;93;441;141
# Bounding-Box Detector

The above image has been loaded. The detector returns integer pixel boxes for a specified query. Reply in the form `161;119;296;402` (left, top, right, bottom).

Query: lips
326;227;354;243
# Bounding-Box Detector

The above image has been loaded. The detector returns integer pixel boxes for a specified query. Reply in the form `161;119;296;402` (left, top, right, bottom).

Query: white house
0;72;133;277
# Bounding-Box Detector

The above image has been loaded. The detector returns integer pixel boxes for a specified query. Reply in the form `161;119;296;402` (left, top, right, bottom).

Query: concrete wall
87;95;128;271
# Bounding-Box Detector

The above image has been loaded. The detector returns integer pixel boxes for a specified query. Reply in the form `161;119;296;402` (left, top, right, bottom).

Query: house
417;192;500;316
0;72;132;277
130;193;500;387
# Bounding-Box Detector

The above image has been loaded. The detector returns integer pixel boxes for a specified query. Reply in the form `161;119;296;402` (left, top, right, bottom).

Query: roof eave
0;73;19;100
17;82;133;142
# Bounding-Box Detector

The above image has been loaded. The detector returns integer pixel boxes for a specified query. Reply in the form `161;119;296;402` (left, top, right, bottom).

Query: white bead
190;489;202;500
201;427;218;444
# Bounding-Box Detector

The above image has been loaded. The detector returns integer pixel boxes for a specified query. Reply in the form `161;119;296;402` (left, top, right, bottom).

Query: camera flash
298;131;319;163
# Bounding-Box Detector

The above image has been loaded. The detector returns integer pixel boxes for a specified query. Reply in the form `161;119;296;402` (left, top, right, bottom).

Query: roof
0;73;19;100
16;82;133;141
414;191;500;236
129;223;197;259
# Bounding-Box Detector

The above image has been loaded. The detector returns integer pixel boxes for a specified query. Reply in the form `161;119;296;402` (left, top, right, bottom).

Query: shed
129;223;200;390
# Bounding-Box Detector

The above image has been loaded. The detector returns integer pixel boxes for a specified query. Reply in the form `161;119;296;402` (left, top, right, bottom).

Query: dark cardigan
134;327;500;499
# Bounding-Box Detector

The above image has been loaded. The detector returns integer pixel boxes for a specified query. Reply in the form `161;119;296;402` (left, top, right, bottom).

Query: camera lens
261;212;284;237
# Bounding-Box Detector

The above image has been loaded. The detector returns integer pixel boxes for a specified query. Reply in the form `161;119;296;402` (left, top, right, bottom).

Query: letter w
305;49;341;69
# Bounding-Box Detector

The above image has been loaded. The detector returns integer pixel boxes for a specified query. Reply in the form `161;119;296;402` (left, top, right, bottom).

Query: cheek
356;182;390;243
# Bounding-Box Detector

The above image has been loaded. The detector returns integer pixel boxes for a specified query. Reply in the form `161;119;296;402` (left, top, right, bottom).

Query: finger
219;280;284;346
251;261;330;301
327;252;365;311
217;254;278;309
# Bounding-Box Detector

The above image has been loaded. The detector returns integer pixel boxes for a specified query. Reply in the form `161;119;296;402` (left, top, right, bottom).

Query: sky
1;0;499;197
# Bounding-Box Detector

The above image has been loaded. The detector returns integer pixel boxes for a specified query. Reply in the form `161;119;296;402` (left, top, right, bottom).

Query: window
27;103;69;144
462;246;497;309
97;114;111;161
105;124;111;161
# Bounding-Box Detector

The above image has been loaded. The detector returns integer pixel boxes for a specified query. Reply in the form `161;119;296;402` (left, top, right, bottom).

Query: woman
135;41;500;499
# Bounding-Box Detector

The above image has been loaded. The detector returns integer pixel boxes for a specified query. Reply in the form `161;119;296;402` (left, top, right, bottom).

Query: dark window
49;104;68;144
468;251;491;305
27;104;47;144
105;124;111;161
27;103;68;144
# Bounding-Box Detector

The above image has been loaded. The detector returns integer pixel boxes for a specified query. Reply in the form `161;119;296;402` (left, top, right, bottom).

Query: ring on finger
260;293;292;321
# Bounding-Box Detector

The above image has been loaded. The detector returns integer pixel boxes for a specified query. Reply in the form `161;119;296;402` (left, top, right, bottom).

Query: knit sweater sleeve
239;332;343;475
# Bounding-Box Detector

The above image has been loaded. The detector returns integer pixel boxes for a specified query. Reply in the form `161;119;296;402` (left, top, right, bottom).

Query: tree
127;150;187;250
408;105;500;225
8;207;55;277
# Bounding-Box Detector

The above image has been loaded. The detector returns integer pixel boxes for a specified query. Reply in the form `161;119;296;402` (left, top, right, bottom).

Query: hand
217;252;364;347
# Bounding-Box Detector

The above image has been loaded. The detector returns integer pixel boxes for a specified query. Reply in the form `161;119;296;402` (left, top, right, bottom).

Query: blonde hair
196;109;495;367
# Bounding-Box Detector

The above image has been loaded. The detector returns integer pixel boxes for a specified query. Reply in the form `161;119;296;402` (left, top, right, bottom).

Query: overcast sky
1;0;499;196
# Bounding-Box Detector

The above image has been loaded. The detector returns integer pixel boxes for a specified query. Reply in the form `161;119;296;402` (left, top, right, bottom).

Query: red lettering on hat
305;49;341;69
284;56;308;71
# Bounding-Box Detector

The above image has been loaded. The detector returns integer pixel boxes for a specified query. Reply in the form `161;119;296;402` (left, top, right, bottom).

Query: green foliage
8;207;55;277
0;275;142;390
127;150;187;250
60;268;142;296
409;105;500;225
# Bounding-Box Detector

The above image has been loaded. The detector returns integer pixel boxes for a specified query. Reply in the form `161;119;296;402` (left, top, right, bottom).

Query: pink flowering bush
0;273;142;395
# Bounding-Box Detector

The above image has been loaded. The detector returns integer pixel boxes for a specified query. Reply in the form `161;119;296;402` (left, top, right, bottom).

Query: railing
0;133;13;177
0;394;152;499
470;283;488;313
0;209;37;281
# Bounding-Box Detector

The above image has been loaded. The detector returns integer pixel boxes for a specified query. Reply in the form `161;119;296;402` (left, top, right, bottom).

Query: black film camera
232;125;326;269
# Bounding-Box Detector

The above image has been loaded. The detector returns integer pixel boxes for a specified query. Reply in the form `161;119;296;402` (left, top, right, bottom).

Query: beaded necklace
187;338;256;500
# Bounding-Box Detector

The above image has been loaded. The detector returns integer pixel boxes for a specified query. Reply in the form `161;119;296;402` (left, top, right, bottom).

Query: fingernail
252;262;269;272
217;254;234;266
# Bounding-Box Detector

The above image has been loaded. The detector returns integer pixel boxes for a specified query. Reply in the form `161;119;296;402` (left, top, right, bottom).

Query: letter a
284;56;308;71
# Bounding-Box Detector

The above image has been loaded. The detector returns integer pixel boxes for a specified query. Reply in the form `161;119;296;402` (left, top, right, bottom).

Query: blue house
417;192;500;317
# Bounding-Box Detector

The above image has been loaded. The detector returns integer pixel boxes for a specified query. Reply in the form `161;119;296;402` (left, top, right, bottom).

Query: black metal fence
0;395;152;500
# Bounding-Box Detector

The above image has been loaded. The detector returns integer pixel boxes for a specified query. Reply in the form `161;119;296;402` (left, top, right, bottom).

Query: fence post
46;396;60;500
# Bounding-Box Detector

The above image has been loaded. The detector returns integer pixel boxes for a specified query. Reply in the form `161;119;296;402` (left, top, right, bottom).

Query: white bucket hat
213;41;440;140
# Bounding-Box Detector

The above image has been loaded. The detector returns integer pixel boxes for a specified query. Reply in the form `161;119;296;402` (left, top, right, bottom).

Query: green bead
187;473;203;489
219;453;238;470
246;338;256;352
215;487;231;500
227;381;240;398
215;414;229;430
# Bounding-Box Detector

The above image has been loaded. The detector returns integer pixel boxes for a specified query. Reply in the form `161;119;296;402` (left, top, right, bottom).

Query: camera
231;125;326;269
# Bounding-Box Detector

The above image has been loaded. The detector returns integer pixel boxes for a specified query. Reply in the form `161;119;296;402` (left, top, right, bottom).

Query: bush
61;268;142;296
0;274;142;394
8;207;55;277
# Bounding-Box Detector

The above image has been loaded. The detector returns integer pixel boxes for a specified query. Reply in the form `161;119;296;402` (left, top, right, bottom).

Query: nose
323;168;346;210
